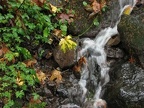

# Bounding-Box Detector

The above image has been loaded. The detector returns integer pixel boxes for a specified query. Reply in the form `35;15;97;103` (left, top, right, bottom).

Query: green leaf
32;93;40;100
93;18;99;27
43;27;49;38
60;24;67;36
3;100;14;108
83;1;88;6
16;90;24;99
4;52;14;61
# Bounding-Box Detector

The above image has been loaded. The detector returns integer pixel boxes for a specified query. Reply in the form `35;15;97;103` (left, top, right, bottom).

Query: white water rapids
78;0;137;108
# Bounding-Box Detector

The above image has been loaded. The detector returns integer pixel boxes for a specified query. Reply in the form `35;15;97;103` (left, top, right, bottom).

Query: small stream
76;0;137;108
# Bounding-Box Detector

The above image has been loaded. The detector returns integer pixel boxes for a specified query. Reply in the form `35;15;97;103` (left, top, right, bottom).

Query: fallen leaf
100;0;106;9
29;97;41;104
78;56;87;66
49;3;57;13
73;65;81;72
73;56;87;73
50;69;62;84
53;29;62;38
36;70;46;84
92;0;100;13
16;77;24;86
58;13;74;24
0;43;9;54
23;59;37;67
128;56;135;63
32;0;46;6
123;5;132;15
16;71;24;86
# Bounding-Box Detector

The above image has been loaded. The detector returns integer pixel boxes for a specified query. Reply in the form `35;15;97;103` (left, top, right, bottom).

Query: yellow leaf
49;4;57;13
16;71;24;86
59;35;77;53
123;6;132;15
16;77;24;86
50;69;62;84
36;70;46;84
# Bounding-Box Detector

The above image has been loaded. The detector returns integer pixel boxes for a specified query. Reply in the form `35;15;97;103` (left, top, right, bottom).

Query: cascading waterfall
78;0;137;107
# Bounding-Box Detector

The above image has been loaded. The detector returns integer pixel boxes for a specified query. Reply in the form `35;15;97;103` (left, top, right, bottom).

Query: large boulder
104;62;144;108
118;6;144;68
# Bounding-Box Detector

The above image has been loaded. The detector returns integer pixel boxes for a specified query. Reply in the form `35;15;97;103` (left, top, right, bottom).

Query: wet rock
104;62;144;108
53;46;76;69
106;47;124;58
44;87;53;98
118;7;144;68
106;35;120;46
56;85;68;98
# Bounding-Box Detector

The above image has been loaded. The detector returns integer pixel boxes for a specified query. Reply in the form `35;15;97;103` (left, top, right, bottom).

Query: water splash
78;0;137;107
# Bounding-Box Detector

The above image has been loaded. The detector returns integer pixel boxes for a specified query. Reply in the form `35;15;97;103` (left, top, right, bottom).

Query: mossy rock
118;6;144;67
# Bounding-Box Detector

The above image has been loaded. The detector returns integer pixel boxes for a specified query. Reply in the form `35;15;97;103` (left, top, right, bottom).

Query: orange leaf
50;69;62;84
92;0;100;13
128;56;135;63
78;56;87;66
73;56;87;73
73;65;81;72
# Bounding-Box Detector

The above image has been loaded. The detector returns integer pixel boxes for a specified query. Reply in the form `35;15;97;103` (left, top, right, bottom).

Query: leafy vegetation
0;0;109;107
0;0;77;107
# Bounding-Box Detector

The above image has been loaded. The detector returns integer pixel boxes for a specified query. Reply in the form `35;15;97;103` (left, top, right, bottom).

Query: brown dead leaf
32;0;46;6
36;70;46;84
92;0;100;13
29;97;41;104
58;12;74;24
53;29;62;38
100;0;106;9
73;65;81;73
50;69;62;84
0;43;9;55
23;59;37;67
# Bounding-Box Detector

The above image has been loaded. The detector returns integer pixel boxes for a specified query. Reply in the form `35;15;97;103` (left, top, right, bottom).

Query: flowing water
77;0;137;108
